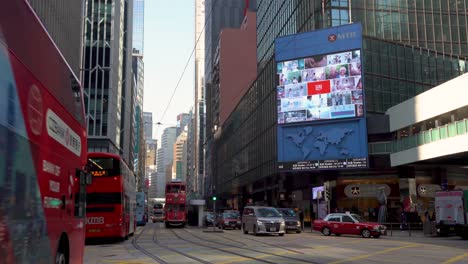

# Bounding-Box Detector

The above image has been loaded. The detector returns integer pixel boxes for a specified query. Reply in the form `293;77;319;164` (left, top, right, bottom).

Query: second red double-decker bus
0;1;90;263
85;152;136;241
165;181;187;227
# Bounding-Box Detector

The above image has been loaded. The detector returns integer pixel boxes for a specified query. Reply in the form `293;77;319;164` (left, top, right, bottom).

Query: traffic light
324;188;331;201
212;196;217;201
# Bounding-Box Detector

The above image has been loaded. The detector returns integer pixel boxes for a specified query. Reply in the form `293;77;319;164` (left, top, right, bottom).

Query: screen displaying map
277;119;368;171
277;49;363;125
275;23;368;171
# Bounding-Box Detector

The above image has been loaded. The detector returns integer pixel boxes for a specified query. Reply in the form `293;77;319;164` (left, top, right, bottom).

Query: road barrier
381;222;425;237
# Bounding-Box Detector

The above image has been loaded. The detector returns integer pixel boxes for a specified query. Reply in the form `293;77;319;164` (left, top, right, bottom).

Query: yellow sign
90;170;107;177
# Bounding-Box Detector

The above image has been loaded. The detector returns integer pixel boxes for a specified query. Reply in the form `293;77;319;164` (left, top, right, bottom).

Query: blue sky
143;0;195;141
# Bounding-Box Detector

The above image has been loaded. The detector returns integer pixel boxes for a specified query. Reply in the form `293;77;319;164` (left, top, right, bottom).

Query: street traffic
85;222;468;264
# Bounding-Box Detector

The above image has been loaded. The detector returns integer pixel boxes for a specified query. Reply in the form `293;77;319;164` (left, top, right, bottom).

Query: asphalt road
84;223;468;264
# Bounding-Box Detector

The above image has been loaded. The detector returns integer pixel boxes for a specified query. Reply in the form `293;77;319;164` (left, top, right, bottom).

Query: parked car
217;212;241;229
204;212;217;227
223;210;240;218
313;213;386;238
242;206;285;236
277;208;301;233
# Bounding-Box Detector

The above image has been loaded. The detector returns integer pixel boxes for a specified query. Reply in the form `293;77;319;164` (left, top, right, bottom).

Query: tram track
174;228;318;264
152;224;213;264
167;228;278;264
131;224;168;264
220;229;306;254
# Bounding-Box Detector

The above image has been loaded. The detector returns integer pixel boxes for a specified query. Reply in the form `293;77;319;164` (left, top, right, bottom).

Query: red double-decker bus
0;1;90;263
86;152;136;240
165;181;187;228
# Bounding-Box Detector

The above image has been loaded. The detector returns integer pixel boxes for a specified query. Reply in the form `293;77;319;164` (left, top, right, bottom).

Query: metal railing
381;222;427;237
369;118;468;155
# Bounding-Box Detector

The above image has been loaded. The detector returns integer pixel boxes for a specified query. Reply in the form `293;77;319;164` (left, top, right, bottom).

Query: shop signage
344;184;391;198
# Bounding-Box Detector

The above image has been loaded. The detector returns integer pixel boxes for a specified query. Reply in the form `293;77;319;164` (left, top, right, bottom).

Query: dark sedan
217;213;241;229
277;208;301;233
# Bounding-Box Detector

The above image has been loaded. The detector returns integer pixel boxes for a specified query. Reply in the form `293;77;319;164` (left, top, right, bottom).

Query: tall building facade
211;0;468;217
82;0;135;167
204;0;257;198
154;127;177;198
193;0;206;199
132;0;144;55
172;131;188;181
143;112;153;140
146;139;157;197
26;0;84;76
177;113;192;137
132;0;145;190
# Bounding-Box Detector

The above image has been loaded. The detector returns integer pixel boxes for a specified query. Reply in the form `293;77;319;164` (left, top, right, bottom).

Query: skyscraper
154;127;177;198
26;0;83;76
210;0;468;209
132;0;145;55
82;0;135;167
203;0;257;198
193;0;206;199
176;113;191;137
143;112;153;140
173;131;188;182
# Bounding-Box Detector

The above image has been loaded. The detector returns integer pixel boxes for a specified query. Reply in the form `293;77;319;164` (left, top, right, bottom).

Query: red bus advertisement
165;181;187;228
86;152;136;240
0;1;90;263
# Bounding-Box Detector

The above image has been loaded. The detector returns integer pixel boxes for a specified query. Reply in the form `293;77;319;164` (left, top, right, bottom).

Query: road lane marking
442;253;468;264
102;259;155;264
327;243;419;264
311;239;366;250
215;250;297;264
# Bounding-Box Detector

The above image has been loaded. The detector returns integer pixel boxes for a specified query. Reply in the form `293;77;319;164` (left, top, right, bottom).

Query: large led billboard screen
275;23;368;172
277;49;363;124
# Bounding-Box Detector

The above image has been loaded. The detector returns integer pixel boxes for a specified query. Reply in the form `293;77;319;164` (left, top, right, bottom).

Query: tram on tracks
165;181;187;227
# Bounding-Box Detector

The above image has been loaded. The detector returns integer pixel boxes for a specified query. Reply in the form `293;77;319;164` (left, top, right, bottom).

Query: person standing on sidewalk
299;210;304;231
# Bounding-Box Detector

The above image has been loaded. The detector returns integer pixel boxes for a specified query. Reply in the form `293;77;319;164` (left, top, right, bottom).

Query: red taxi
313;213;386;238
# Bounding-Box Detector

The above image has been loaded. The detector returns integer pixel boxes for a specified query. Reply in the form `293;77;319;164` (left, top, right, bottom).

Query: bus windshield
166;184;185;193
87;157;120;176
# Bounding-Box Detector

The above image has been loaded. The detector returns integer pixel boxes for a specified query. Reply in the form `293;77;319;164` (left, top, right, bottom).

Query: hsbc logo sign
328;31;358;42
86;217;104;225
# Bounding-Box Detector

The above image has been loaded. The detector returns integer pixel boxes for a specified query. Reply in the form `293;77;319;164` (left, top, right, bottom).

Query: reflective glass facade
212;0;468;197
133;0;144;55
83;0;135;166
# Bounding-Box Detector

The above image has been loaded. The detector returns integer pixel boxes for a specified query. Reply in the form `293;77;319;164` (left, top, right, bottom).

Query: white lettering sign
43;160;61;176
46;109;81;156
86;217;104;225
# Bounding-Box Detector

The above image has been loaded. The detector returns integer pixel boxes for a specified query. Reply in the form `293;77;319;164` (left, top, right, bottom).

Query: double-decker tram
0;1;90;263
165;181;187;227
86;152;136;241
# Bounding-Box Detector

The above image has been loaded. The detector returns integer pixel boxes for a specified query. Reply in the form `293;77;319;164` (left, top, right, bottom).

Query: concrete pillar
198;206;204;228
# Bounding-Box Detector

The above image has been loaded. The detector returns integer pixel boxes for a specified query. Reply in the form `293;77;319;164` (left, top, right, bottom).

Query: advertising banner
275;23;368;171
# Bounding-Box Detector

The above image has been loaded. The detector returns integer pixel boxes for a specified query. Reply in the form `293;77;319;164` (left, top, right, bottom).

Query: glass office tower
212;0;468;205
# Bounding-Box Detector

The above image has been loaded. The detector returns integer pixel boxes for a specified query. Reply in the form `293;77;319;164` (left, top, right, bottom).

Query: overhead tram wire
157;0;220;124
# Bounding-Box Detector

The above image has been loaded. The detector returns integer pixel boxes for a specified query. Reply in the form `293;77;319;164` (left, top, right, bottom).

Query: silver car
242;206;285;236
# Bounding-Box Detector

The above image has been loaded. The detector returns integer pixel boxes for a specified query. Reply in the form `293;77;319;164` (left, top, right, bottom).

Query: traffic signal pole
212;196;216;231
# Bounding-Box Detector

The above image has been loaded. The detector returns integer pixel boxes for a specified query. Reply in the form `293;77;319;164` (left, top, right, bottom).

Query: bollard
408;223;411;237
390;223;393;236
